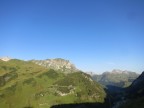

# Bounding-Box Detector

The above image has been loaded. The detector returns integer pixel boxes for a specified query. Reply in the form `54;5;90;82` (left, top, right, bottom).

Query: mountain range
92;69;139;88
0;57;143;108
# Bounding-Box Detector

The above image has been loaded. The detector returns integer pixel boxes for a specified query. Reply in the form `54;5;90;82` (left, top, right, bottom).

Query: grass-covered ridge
0;59;106;108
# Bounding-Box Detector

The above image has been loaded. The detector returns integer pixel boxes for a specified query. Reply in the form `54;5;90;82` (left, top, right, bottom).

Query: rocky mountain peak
30;58;79;73
0;56;11;61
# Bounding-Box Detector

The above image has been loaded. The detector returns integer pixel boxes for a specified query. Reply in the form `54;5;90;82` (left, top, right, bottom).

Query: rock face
0;57;11;61
30;58;79;73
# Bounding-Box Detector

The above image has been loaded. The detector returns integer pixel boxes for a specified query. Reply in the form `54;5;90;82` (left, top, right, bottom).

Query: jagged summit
30;58;79;73
0;56;11;61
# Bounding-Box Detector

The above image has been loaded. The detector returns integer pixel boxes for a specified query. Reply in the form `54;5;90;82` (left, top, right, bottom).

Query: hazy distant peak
0;56;11;61
110;69;135;74
111;69;125;74
101;69;139;78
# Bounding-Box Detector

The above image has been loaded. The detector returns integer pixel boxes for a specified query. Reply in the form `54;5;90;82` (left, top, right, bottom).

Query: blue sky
0;0;144;74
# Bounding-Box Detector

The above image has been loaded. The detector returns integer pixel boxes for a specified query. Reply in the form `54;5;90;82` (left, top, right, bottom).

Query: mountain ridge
30;58;79;73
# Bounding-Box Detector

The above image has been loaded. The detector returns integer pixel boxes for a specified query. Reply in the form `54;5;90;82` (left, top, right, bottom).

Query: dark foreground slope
120;71;144;108
0;59;107;108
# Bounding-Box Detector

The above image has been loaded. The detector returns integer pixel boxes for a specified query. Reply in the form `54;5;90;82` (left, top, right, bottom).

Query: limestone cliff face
0;57;11;61
31;58;79;73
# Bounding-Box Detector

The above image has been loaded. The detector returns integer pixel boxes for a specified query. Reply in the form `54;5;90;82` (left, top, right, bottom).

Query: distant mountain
91;70;141;108
92;69;139;88
30;58;79;73
0;59;106;108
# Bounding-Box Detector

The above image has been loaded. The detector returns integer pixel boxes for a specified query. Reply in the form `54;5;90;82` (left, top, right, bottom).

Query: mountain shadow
24;106;33;108
106;85;124;93
50;103;109;108
50;85;128;108
119;71;144;108
50;94;111;108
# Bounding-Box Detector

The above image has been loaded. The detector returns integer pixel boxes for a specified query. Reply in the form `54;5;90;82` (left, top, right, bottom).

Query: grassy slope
0;59;106;108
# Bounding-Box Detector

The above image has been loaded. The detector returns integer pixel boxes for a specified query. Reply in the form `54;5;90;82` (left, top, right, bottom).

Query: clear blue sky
0;0;144;74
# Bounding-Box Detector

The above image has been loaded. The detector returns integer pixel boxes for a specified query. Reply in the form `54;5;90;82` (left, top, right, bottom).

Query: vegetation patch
4;71;18;82
37;69;59;79
23;78;37;86
4;83;17;96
